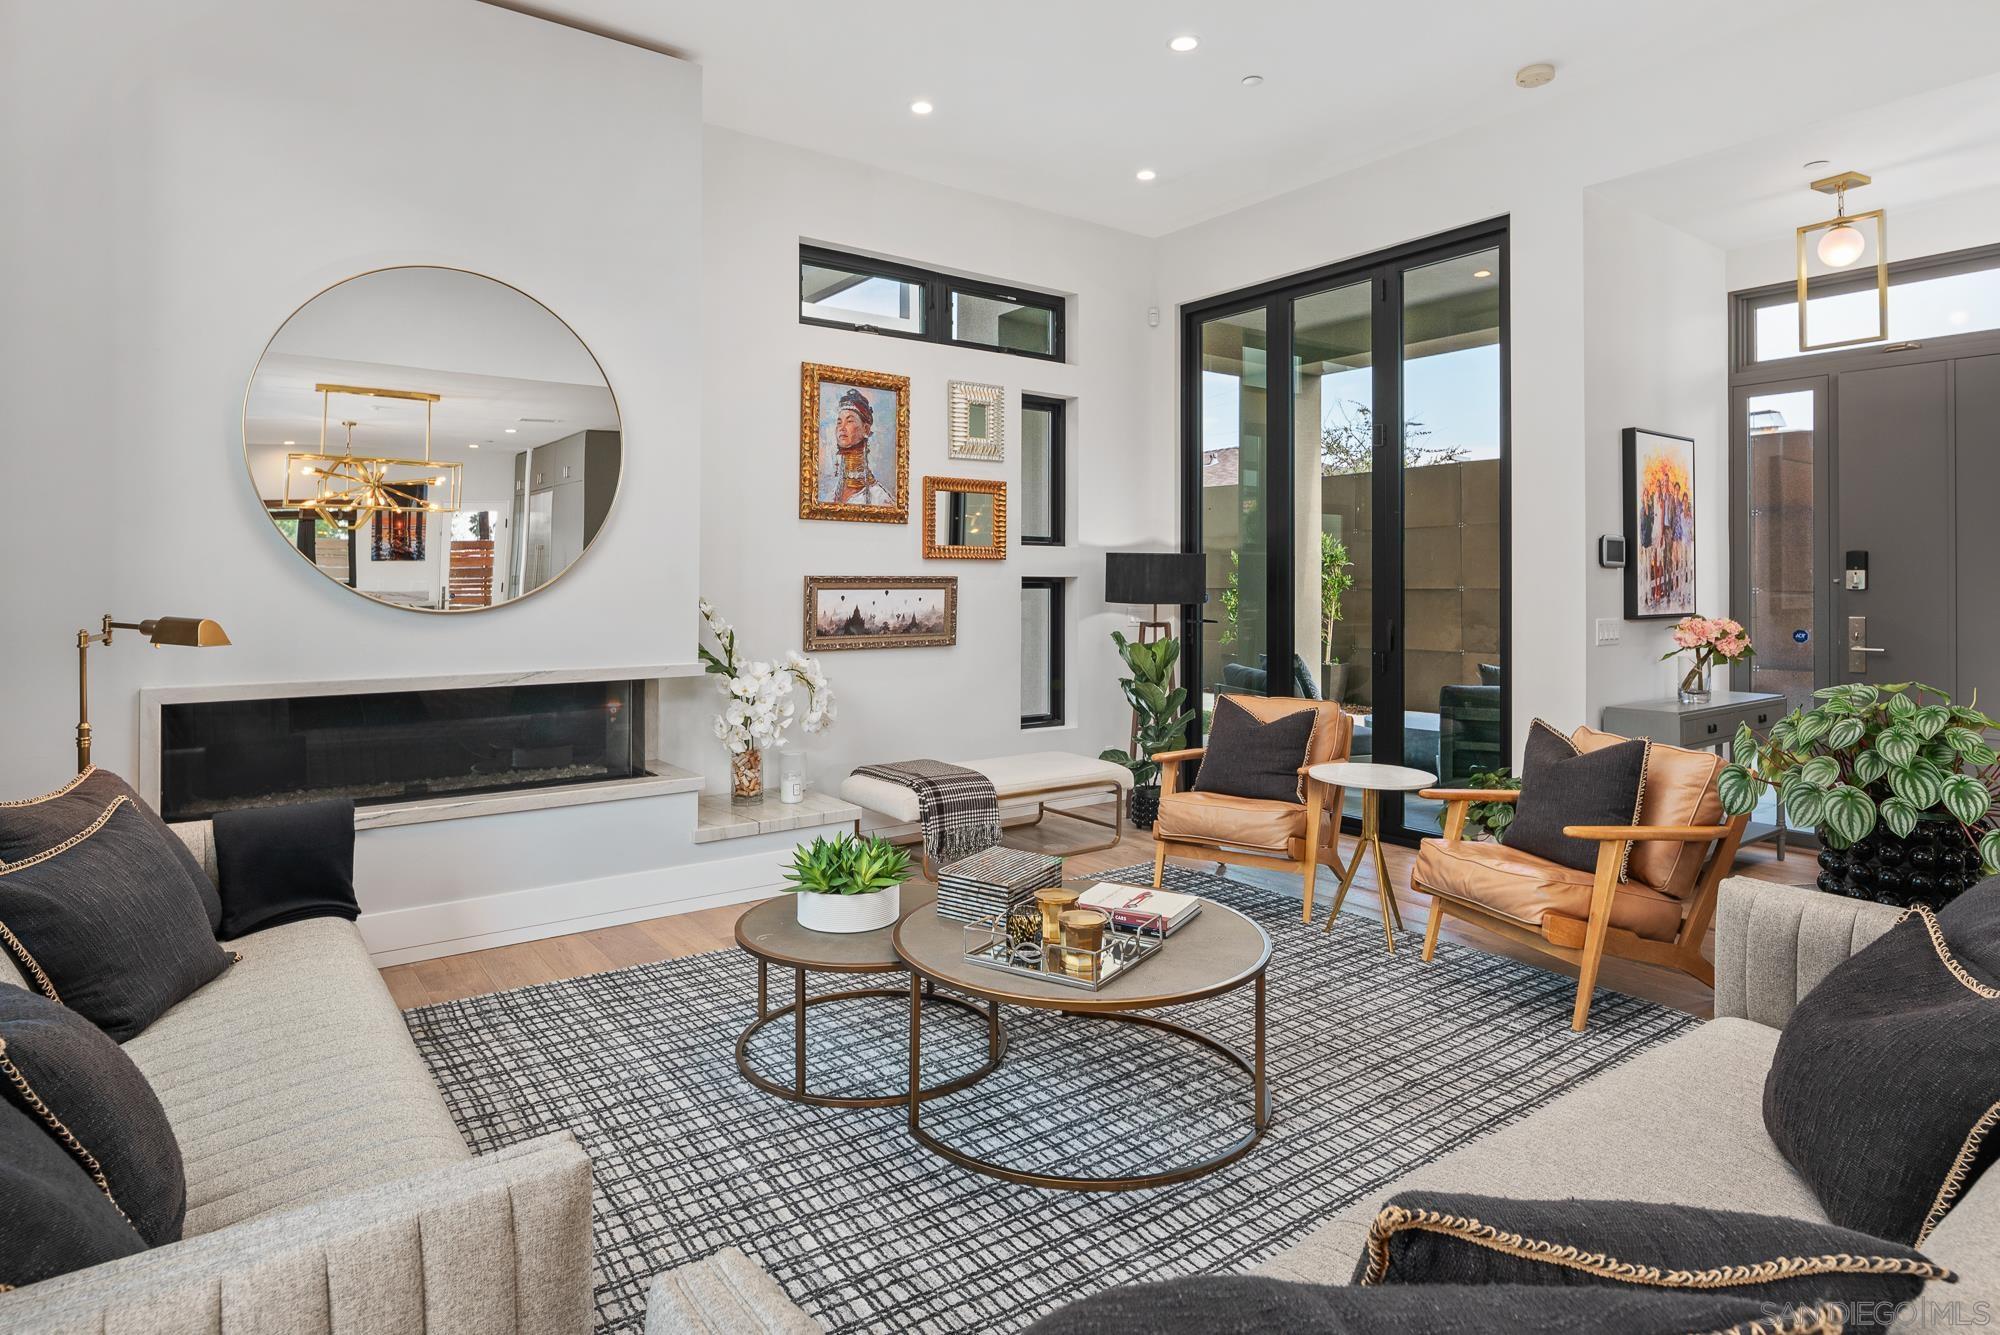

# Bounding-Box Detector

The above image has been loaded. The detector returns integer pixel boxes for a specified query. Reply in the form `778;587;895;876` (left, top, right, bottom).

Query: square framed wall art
802;576;958;651
947;380;1004;461
1623;427;1697;620
800;363;910;523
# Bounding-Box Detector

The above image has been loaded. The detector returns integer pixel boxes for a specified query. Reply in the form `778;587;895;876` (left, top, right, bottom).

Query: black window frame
1019;394;1067;546
1020;577;1067;729
800;244;1066;363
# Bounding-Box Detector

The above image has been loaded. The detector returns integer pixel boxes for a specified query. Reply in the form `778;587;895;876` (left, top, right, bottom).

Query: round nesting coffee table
893;892;1272;1192
734;881;1007;1109
1309;761;1436;953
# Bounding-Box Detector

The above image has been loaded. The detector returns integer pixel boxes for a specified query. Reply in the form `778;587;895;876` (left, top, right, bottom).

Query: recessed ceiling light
909;99;934;115
1169;35;1199;52
468;442;480;449
282;440;295;446
1803;159;1830;170
1473;269;1492;279
1241;74;1264;86
504;428;517;434
1136;169;1157;182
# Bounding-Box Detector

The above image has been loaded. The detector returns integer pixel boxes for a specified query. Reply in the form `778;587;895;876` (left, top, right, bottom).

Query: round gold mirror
242;266;620;612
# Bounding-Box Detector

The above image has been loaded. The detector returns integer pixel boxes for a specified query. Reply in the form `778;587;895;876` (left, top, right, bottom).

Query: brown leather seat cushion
1571;725;1725;900
1412;836;1685;942
1155;791;1340;859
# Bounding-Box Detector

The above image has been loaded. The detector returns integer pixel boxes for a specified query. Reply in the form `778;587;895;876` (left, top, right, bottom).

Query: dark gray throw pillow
0;768;222;934
1500;719;1647;875
0;1097;147;1288
1024;1276;1838;1335
0;987;184;1245
1353;1191;1949;1311
0;796;234;1042
214;798;358;940
1193;696;1318;803
1765;876;2000;1245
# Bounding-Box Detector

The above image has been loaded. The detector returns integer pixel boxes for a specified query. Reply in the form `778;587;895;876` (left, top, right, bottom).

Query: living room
2;1;1997;1331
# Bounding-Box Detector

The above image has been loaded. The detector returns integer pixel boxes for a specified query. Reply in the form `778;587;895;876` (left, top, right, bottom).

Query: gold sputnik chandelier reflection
282;383;462;531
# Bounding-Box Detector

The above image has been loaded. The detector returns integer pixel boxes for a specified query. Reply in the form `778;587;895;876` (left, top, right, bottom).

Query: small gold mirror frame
922;476;1007;560
1796;171;1888;352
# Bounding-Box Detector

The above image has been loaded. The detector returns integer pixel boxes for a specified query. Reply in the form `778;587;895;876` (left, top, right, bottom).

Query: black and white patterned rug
404;865;1697;1334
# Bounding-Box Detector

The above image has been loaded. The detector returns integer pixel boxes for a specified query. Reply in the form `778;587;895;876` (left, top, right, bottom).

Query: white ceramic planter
795;884;900;934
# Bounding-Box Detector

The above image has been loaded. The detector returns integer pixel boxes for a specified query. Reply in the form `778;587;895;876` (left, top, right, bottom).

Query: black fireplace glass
159;681;646;822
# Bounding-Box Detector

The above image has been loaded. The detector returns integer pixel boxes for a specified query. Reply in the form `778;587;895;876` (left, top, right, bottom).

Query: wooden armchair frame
1417;788;1750;1031
1148;747;1350;924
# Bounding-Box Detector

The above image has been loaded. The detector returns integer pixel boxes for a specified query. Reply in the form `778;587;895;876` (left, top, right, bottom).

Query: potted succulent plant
781;831;912;933
1719;681;2000;909
1099;631;1197;830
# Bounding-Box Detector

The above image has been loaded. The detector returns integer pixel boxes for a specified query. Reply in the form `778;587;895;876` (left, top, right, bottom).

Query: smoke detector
1514;62;1556;89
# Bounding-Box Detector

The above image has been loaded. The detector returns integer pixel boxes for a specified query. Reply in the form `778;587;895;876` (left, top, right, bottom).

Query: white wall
670;128;1169;804
1728;181;2000;290
1581;194;1730;717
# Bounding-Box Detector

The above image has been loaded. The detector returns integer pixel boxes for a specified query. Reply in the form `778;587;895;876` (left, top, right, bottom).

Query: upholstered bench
839;751;1132;866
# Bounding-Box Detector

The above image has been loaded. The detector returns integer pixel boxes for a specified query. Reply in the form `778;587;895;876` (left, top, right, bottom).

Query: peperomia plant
1718;681;2000;872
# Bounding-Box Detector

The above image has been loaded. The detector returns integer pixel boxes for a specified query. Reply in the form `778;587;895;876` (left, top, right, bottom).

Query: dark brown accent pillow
1353;1191;1949;1311
0;796;233;1042
0;987;184;1245
0;1097;146;1288
1193;696;1318;804
1025;1275;1842;1335
1765;877;2000;1245
0;768;221;934
1501;719;1647;876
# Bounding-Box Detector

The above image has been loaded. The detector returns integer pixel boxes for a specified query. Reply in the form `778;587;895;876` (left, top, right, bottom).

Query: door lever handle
1851;645;1886;654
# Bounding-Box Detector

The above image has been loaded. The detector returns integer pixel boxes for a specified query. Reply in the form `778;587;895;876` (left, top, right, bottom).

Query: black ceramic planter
1814;815;1981;910
1129;785;1160;830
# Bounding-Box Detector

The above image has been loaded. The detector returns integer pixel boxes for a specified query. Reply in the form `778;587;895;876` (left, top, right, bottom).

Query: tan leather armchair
1413;724;1749;1031
1147;697;1355;923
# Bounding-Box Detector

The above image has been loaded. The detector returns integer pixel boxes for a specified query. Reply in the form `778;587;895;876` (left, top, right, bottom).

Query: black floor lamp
1104;552;1207;754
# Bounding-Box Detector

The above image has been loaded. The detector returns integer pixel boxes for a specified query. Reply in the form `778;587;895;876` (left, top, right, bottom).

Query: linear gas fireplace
157;678;647;823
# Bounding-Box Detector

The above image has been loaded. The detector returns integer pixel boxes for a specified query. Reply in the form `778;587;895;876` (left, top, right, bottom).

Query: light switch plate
1594;618;1621;646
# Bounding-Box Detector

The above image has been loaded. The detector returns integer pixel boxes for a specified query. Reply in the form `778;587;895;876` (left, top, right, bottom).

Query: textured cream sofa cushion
124;915;470;1235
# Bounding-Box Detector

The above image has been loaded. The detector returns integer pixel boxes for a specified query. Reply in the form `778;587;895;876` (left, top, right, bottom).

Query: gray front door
1834;361;1956;692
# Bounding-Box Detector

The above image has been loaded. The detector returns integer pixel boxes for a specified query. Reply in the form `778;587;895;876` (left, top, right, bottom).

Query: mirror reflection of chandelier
282;383;462;531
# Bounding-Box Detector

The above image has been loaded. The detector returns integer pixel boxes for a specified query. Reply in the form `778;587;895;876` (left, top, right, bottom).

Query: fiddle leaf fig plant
1717;681;2000;872
1099;630;1198;789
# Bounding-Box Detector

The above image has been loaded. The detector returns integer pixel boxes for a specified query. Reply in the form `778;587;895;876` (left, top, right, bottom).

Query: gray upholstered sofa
0;822;594;1334
643;877;1996;1332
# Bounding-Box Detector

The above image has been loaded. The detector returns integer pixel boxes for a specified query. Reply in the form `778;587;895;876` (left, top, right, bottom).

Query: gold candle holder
1060;908;1109;980
1035;887;1081;946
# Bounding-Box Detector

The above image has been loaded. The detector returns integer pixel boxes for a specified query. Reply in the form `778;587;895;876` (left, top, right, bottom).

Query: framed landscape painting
799;363;910;523
803;576;957;651
1623;427;1696;620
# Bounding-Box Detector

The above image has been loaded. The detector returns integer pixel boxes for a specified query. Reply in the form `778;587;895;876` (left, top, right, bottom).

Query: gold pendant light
282;383;462;531
1796;170;1888;352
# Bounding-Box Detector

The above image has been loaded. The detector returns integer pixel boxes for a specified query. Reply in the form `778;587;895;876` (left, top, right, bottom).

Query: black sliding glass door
1182;221;1509;841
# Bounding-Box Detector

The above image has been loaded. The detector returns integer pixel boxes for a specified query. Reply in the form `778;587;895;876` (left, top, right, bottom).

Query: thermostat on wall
1598;535;1627;568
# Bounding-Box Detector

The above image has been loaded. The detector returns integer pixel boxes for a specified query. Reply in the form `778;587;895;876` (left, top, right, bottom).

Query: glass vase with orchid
698;598;836;802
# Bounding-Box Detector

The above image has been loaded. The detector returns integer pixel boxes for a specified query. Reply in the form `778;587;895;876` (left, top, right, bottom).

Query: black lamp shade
1105;551;1207;607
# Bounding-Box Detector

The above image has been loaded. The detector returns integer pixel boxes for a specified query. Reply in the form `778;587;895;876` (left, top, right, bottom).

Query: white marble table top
1309;761;1437;792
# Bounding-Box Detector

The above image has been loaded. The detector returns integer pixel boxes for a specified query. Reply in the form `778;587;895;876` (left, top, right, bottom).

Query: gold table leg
1320;789;1400;953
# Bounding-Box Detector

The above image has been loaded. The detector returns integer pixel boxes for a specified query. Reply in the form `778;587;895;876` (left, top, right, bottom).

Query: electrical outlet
1594;618;1621;646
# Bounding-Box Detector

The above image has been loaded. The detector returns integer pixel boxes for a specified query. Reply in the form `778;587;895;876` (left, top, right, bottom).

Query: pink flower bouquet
1661;615;1754;699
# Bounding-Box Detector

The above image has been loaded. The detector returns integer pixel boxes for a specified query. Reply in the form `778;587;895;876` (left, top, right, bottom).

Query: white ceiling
1594;71;2000;253
500;0;1822;236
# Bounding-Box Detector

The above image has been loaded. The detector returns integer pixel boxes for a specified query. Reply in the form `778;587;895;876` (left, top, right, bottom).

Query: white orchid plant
698;598;835;755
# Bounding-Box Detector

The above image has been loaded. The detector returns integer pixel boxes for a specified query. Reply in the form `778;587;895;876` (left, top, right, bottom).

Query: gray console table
1600;690;1790;858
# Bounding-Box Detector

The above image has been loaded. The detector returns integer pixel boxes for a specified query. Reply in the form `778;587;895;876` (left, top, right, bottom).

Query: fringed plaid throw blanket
851;759;1000;865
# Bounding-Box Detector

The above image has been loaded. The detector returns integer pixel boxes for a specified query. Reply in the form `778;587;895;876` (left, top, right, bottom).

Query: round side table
1308;761;1436;952
733;881;1007;1109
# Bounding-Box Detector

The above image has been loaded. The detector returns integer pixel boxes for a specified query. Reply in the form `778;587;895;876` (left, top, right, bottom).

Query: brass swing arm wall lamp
74;615;230;773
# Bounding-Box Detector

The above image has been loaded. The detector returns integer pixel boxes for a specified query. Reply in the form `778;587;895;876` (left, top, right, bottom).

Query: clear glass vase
730;747;764;804
1677;658;1712;706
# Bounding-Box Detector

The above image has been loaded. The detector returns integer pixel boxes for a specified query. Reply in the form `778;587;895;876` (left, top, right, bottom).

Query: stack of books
1075;882;1204;936
935;847;1063;924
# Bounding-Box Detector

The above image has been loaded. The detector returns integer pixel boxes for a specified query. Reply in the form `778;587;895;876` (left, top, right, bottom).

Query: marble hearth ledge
694;789;861;844
353;764;703;831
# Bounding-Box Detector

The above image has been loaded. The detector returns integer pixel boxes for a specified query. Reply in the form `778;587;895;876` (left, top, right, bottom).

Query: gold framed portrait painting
803;576;957;651
799;363;910;523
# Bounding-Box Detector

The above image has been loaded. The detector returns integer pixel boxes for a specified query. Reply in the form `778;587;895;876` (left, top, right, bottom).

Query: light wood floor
380;805;1813;1014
